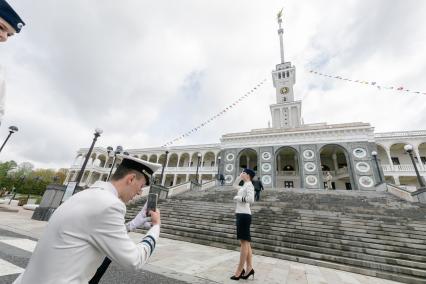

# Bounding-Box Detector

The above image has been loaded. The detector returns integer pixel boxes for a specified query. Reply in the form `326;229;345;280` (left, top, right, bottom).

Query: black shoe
240;268;255;280
230;269;245;281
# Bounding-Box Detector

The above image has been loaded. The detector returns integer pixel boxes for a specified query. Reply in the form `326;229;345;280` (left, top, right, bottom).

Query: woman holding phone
230;168;255;280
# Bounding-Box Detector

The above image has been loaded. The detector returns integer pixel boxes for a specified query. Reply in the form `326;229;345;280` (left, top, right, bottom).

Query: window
286;71;290;77
278;73;281;79
421;157;426;164
391;157;400;165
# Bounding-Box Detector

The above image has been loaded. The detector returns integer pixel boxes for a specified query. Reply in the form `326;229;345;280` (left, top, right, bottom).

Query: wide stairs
126;187;426;284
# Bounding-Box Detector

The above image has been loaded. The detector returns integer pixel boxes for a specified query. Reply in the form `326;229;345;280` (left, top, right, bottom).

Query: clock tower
270;10;302;129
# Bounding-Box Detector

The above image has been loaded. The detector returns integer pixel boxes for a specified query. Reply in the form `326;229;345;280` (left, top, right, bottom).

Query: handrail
167;181;191;197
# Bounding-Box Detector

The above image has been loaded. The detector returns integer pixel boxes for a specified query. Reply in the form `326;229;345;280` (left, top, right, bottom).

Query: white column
332;153;338;171
165;155;170;168
161;173;167;186
278;155;282;172
201;154;205;168
394;176;400;185
185;174;189;182
385;148;394;170
172;175;177;186
414;147;424;171
85;171;93;185
294;155;298;174
189;154;193;168
176;154;181;168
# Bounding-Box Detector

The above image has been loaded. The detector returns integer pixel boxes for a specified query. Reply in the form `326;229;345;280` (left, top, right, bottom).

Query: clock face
280;87;289;94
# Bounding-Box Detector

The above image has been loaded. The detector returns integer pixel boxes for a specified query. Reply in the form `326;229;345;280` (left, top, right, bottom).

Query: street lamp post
106;145;123;181
75;128;103;188
371;151;383;185
159;150;169;186
404;144;426;190
217;156;221;179
0;126;19;154
195;152;202;184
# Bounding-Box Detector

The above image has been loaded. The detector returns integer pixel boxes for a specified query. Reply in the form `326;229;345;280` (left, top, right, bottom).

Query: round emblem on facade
261;175;272;185
262;152;271;160
359;176;374;188
303;150;315;160
305;175;318;186
261;163;272;172
356;162;370;173
226;153;235;162
225;164;234;172
225;175;234;183
353;148;367;159
304;162;316;172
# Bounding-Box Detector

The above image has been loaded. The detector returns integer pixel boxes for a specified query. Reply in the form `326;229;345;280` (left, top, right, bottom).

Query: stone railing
382;164;426;172
167;182;191;197
375;130;426;138
386;183;426;203
163;166;218;173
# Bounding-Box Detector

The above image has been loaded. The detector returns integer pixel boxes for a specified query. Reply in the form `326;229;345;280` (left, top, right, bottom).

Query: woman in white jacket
230;168;256;280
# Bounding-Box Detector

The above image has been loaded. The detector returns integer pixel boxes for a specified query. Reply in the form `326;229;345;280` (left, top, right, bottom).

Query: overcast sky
1;0;426;169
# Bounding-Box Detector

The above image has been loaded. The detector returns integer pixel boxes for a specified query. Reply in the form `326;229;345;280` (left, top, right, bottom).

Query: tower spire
277;8;284;64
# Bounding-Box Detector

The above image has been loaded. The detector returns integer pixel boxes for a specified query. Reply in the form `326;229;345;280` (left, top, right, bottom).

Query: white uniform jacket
232;177;255;215
0;66;6;126
13;181;160;284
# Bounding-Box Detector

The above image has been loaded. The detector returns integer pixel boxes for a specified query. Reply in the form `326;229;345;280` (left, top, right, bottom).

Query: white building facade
64;14;426;191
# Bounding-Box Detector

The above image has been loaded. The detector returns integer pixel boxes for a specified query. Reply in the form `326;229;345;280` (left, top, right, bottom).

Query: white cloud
0;0;425;169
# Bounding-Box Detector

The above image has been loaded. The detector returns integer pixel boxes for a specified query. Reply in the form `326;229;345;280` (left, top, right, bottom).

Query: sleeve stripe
141;240;154;256
144;235;156;248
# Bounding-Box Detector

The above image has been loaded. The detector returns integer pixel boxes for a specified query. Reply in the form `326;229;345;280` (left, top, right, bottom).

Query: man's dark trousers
255;190;261;201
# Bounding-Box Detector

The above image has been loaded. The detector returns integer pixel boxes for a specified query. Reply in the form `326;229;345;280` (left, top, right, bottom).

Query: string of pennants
308;70;426;95
162;78;268;147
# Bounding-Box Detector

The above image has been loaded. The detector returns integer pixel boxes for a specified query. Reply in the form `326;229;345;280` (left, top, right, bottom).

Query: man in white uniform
0;0;25;126
14;155;162;284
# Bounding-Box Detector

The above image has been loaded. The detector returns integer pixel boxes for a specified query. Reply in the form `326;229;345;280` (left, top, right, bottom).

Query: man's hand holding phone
149;209;161;225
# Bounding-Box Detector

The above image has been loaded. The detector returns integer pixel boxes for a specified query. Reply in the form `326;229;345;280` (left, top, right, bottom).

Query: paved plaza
0;205;403;284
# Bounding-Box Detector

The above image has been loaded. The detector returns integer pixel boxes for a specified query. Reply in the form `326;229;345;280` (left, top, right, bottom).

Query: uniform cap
115;154;161;185
0;0;25;33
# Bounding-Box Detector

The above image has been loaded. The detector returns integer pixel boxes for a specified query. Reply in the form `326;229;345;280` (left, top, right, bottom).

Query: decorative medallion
262;175;272;185
225;164;234;172
225;175;234;183
261;163;272;172
304;162;317;172
353;148;367;159
356;162;370;173
262;152;272;160
359;176;374;188
303;150;315;160
226;153;235;162
305;175;318;186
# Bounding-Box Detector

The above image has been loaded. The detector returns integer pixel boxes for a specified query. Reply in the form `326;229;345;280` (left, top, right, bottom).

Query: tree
0;160;18;190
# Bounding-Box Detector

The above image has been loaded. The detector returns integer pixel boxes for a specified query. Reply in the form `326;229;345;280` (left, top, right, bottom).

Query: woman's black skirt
235;213;252;241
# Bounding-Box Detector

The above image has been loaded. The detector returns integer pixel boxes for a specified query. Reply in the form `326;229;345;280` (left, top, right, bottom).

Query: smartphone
146;193;158;216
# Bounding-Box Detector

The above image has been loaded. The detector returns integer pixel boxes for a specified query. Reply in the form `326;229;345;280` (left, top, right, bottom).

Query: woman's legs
245;242;253;272
235;240;249;275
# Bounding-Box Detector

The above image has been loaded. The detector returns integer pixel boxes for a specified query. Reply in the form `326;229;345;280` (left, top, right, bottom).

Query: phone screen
146;193;158;216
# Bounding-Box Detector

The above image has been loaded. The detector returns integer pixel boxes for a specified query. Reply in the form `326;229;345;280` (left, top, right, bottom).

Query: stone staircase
126;187;426;284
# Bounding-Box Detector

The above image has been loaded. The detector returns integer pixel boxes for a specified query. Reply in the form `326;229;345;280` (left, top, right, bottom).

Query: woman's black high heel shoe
230;269;245;281
240;268;255;280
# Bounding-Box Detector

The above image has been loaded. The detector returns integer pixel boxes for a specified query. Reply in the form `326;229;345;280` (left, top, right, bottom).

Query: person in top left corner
0;0;25;126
